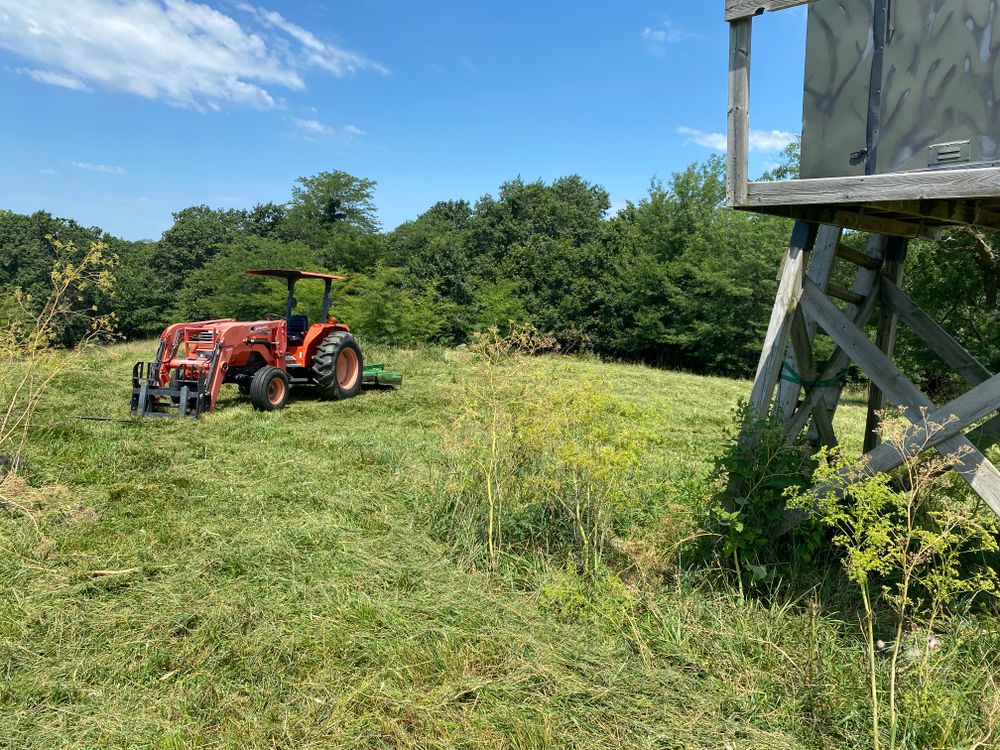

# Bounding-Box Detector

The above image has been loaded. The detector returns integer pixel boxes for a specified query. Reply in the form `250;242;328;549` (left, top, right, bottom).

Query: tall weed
0;238;115;477
435;326;649;576
787;410;1000;750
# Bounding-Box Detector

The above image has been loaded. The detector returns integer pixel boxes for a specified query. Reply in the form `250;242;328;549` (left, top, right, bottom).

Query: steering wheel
263;313;283;321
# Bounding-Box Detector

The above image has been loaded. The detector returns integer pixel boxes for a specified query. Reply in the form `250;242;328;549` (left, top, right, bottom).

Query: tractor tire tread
312;331;363;400
249;366;290;412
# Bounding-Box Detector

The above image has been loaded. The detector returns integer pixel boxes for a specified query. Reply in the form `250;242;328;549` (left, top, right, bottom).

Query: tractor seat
287;314;309;345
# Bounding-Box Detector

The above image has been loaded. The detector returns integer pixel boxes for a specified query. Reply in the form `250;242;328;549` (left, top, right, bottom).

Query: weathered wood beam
786;270;883;440
787;305;837;447
748;221;814;416
860;371;1000;490
880;281;992;387
873;199;1000;230
864;257;906;453
746;167;1000;207
880;279;1000;449
725;0;816;21
827;283;866;306
813;235;888;439
836;242;879;270
777;225;841;419
726;18;752;207
801;280;1000;517
746;204;942;240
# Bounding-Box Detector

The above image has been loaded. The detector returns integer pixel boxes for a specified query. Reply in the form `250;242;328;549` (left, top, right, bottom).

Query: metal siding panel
801;0;875;178
878;0;1000;174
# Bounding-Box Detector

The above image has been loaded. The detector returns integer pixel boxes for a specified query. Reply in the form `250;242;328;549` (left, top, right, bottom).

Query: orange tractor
131;269;399;418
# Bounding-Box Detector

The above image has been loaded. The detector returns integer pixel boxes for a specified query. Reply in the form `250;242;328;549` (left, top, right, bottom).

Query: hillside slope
1;343;896;749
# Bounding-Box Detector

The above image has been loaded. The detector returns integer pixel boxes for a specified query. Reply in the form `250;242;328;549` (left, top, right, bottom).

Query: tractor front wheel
312;331;363;400
249;366;290;412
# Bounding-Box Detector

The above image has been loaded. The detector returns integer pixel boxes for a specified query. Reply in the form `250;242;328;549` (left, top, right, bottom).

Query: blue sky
0;1;808;240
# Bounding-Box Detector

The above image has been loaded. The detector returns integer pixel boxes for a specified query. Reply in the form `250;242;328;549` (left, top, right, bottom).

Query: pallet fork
131;358;214;419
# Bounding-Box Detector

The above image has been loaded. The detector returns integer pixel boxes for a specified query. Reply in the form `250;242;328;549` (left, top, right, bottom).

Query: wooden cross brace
748;220;1000;520
798;278;1000;518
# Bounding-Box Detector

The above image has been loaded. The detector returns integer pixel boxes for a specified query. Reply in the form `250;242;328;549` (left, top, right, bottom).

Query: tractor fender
291;322;351;369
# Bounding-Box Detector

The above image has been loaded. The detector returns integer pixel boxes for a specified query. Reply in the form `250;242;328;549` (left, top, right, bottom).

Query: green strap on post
781;362;847;389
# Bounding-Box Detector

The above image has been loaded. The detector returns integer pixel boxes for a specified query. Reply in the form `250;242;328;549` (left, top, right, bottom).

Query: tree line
2;154;998;390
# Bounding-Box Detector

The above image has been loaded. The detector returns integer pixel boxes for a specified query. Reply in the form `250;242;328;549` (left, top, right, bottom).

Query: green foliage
389;200;474;305
110;239;172;339
436;328;655;576
174;237;322;322
896;229;1000;398
787;421;1000;750
283;169;380;246
711;403;823;586
469;278;529;333
155;205;248;280
0;239;115;466
594;159;791;374
336;265;452;346
759;139;801;182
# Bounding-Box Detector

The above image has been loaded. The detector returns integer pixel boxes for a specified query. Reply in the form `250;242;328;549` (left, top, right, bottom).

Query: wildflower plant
786;409;1000;750
436;325;650;577
0;238;116;465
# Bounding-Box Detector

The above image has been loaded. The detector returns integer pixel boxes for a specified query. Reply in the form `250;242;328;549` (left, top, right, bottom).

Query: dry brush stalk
0;238;115;476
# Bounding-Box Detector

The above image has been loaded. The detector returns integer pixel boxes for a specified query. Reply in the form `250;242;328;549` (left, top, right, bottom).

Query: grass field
2;342;997;749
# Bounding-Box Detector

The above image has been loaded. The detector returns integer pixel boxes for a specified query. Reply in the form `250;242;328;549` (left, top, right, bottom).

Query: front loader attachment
131;361;210;419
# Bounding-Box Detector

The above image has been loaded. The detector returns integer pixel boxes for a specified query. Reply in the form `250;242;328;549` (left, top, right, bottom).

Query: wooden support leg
785;235;887;442
776;225;841;420
749;221;817;419
861;370;1000;481
863;239;908;452
820;235;887;427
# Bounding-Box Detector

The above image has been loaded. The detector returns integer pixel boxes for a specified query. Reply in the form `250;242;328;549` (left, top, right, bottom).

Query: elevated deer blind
726;0;1000;517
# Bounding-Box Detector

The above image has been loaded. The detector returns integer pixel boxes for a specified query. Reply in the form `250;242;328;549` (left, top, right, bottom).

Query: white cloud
292;118;366;138
238;3;390;77
677;127;728;151
292;117;334;136
71;161;127;175
0;0;386;110
37;167;57;176
749;129;799;151
677;126;797;153
641;20;693;46
16;67;91;92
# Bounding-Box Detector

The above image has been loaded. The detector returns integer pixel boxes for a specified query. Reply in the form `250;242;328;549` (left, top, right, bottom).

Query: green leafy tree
593;158;790;374
155;206;247;280
469;175;610;274
391;200;474;305
337;265;454;346
111;239;172;338
174;237;322;323
283;170;380;244
760;138;801;182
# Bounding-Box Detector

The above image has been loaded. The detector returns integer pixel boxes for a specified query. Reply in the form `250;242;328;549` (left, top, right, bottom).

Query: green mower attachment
363;364;403;387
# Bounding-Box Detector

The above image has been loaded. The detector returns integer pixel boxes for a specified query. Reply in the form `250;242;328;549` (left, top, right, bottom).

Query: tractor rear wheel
312;331;363;400
249;366;290;412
